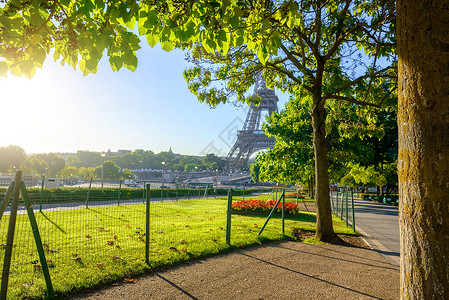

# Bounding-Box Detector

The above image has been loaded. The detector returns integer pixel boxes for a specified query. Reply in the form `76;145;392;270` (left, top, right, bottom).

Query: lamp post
161;162;166;187
101;153;106;188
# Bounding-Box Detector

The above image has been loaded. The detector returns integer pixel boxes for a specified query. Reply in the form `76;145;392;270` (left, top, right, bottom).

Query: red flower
232;199;299;214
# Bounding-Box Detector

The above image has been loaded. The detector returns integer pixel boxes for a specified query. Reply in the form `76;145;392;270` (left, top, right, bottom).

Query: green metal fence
1;173;290;299
330;190;356;232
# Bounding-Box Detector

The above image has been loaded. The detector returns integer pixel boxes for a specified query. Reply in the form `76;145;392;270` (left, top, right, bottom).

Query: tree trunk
397;0;449;298
308;176;314;198
311;91;334;242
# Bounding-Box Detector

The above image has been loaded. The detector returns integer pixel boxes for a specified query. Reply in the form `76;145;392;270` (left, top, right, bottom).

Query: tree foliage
249;162;260;184
0;145;27;172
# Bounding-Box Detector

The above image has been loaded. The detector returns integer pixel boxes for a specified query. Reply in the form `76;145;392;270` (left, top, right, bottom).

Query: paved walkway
72;241;399;300
353;198;400;269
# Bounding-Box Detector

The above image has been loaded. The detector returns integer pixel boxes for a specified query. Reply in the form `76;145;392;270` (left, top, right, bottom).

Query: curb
355;224;400;270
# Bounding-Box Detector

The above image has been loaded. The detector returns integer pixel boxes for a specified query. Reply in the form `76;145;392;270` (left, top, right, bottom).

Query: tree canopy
0;145;26;172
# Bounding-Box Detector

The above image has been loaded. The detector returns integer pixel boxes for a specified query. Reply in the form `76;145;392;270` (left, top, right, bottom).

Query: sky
0;44;288;157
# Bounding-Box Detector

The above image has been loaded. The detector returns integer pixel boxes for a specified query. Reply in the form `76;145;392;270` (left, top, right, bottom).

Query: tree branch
280;43;315;79
325;95;380;108
266;61;313;94
324;66;395;97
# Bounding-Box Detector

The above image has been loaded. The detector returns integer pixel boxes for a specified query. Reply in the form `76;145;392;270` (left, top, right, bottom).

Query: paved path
72;241;399;300
353;198;400;269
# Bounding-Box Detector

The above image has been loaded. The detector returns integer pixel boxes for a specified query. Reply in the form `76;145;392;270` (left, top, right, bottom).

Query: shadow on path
274;244;397;271
239;253;384;299
155;273;198;300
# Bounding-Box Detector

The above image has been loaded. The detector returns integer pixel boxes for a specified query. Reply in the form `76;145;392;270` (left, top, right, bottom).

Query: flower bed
231;199;299;214
285;193;305;199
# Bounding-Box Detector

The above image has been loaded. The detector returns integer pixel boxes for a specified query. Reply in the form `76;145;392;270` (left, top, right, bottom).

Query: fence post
258;191;284;236
118;179;122;205
176;184;178;201
145;184;151;265
0;183;14;222
345;191;349;226
336;189;339;215
336;190;339;217
40;175;45;212
20;182;54;298
1;171;22;300
281;189;285;235
86;177;93;208
340;192;344;219
226;189;232;245
243;186;245;201
351;190;356;232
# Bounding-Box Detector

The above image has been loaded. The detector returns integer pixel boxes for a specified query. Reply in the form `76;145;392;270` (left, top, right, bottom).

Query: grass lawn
0;196;353;299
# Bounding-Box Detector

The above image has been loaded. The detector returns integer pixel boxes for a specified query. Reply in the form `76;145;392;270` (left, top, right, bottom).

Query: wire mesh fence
1;170;335;299
0;181;149;299
330;190;356;231
1;172;276;299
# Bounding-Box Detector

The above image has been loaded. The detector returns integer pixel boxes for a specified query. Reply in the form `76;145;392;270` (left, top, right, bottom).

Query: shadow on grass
87;207;125;221
40;212;67;234
120;205;146;214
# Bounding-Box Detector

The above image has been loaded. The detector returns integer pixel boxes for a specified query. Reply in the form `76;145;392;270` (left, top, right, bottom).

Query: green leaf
229;15;239;29
146;10;159;26
0;61;8;77
34;47;47;67
124;51;138;72
19;60;34;77
146;33;159;48
30;10;44;26
256;46;269;65
11;0;22;7
109;56;123;72
79;59;87;75
60;0;71;6
160;40;173;52
221;41;230;55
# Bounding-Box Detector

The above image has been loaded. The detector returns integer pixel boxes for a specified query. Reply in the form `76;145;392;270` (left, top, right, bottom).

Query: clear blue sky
0;43;288;156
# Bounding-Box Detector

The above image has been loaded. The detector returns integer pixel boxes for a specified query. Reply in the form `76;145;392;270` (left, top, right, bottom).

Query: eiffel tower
226;76;279;169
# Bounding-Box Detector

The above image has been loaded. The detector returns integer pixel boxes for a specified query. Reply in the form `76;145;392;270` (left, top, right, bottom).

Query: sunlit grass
0;197;352;299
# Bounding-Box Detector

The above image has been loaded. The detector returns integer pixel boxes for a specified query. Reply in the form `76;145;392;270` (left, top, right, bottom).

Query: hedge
0;187;257;205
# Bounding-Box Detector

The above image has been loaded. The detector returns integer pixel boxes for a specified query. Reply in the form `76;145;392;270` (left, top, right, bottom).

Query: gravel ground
70;240;399;300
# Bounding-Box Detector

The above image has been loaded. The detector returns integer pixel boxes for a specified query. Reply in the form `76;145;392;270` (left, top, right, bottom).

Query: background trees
0;147;223;179
0;145;26;172
257;94;397;196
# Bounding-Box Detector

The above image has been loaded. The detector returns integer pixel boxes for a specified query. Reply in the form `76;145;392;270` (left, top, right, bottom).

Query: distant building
106;149;132;156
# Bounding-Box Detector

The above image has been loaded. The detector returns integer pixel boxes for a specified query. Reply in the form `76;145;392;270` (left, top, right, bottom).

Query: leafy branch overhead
1;1;396;97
